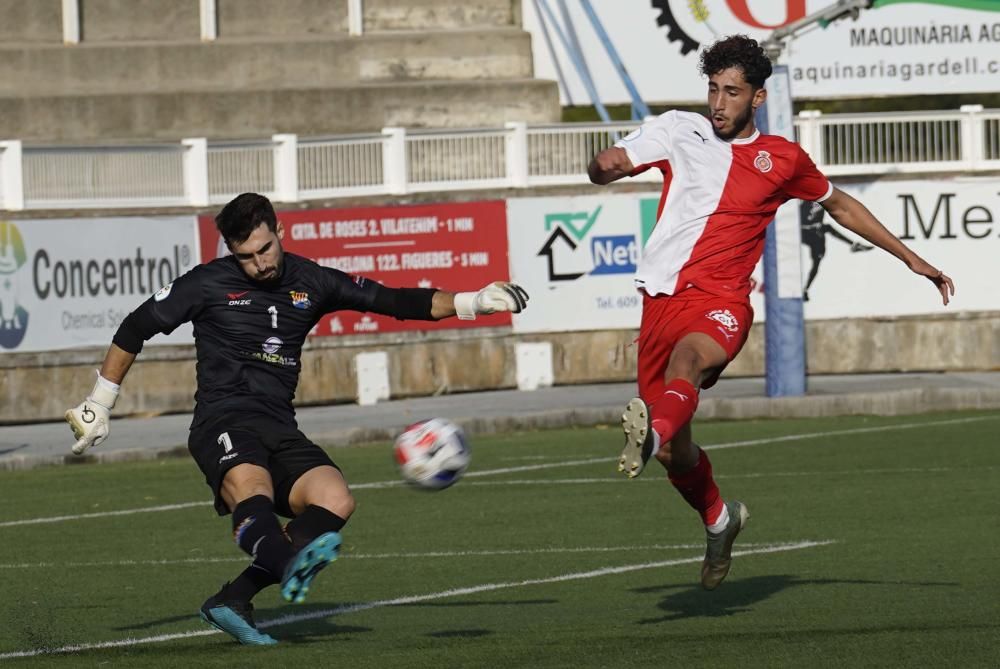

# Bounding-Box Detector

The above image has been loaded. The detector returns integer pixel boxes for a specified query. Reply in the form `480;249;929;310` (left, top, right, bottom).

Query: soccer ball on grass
393;418;470;490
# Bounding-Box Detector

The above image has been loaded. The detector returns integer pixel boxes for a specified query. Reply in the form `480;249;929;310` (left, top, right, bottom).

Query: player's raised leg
650;330;750;589
200;462;294;644
279;465;355;604
659;424;749;589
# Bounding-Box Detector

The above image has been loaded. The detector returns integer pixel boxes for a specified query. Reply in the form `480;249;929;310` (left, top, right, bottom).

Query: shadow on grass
118;598;553;643
426;629;493;639
634;574;958;624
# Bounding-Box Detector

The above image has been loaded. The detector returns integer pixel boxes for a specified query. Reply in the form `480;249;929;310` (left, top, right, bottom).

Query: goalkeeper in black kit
64;193;529;645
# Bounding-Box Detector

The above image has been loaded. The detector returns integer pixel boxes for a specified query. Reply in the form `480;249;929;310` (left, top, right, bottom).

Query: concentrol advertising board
0;217;198;353
523;0;1000;103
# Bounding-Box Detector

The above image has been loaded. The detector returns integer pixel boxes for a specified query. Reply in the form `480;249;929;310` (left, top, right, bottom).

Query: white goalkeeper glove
454;282;529;321
65;373;120;455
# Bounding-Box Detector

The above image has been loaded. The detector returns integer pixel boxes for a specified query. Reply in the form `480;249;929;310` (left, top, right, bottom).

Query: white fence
2;107;999;211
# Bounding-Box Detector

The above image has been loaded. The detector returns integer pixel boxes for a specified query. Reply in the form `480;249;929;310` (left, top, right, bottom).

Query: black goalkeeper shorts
188;412;339;517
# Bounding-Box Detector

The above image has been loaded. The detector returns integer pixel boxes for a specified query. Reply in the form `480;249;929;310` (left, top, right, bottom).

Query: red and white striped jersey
616;110;832;299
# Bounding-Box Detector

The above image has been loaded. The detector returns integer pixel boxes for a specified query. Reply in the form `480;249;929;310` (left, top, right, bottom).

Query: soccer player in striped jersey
588;34;953;590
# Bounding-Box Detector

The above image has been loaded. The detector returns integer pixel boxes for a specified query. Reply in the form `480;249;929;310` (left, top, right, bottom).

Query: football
393;418;471;490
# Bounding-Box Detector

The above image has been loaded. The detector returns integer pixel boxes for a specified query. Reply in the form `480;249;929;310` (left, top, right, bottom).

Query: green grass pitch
1;411;998;667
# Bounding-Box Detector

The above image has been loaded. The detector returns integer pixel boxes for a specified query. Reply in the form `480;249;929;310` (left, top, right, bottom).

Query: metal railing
2;107;998;211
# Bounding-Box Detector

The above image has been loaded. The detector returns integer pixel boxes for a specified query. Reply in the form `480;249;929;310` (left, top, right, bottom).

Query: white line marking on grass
0;540;835;659
0;629;220;659
701;415;999;452
0;501;211;528
461;465;988;487
0;542;798;570
3;414;995;529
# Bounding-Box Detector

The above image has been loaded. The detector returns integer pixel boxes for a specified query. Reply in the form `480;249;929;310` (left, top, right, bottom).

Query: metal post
577;0;650;119
532;0;611;123
758;64;806;397
505;122;529;188
348;0;364;36
271;134;299;203
959;104;984;170
795;110;823;165
381;127;408;195
181;138;209;207
61;0;80;44
200;0;218;41
0;141;25;211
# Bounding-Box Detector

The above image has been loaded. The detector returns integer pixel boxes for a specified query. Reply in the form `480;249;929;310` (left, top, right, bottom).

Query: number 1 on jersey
268;305;278;329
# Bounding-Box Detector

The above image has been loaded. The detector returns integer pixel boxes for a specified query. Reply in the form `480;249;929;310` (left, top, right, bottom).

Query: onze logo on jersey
289;290;311;309
227;290;251;306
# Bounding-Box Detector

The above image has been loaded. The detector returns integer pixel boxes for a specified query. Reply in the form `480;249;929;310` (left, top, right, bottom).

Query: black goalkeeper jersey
137;253;379;426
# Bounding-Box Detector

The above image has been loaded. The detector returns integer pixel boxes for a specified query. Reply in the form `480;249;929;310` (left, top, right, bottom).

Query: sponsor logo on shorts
707;309;740;332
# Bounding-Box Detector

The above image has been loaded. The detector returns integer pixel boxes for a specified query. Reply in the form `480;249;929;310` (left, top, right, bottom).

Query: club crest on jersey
289;291;311;309
754;151;773;173
707;309;739;333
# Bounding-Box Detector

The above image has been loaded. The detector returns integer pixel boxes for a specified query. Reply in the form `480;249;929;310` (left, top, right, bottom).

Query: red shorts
636;287;753;402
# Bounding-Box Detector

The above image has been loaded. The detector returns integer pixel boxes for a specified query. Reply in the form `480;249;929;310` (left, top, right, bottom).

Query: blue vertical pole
532;0;612;123
755;64;806;397
578;0;651;119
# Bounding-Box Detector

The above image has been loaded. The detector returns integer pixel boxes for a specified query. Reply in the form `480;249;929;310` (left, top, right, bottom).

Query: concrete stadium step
0;79;561;142
0;0;518;43
0;0;62;43
0;30;534;97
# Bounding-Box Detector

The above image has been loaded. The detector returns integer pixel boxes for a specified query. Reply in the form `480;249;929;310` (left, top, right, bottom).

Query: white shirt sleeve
614;110;675;169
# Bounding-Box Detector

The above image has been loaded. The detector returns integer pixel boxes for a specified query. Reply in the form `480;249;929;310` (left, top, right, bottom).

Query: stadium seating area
0;0;560;141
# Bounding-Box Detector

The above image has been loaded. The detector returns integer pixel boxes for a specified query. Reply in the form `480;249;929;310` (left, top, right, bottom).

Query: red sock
649;378;699;445
667;448;725;526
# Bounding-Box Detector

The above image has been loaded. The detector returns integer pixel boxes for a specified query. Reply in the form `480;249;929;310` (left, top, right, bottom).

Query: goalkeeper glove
454;282;529;320
65;373;120;455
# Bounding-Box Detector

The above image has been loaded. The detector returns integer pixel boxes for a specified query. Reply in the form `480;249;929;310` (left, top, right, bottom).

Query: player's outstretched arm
440;282;529;320
821;187;955;305
65;343;136;455
588;147;634;185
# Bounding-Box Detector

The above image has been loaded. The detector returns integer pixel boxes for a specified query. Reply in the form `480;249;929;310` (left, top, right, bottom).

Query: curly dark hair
215;192;278;245
699;34;772;88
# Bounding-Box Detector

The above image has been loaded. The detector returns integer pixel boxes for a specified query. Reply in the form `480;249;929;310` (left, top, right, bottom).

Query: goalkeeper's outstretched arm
368;282;530;321
64;343;136;455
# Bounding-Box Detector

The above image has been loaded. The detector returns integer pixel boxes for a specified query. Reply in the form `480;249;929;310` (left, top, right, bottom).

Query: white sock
706;504;729;535
650;429;661;457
